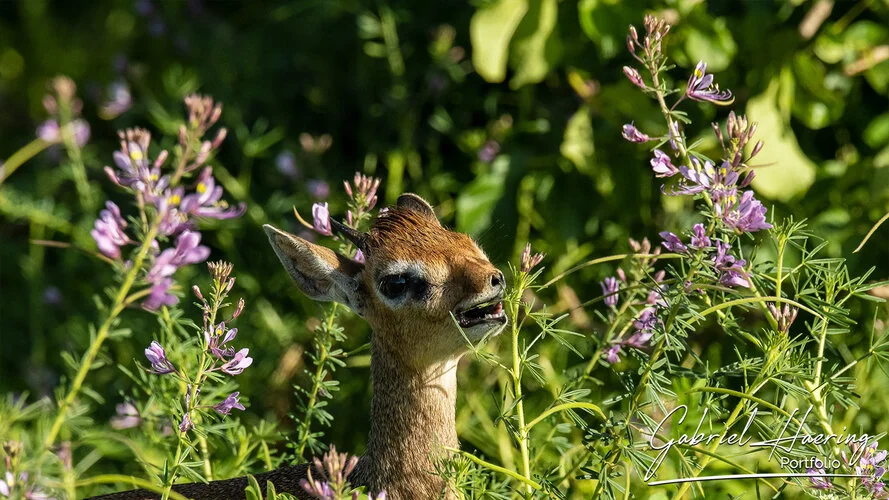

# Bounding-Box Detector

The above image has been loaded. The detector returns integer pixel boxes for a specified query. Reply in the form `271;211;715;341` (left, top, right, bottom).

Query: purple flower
689;223;711;249
659;231;687;253
520;243;545;273
110;402;141;430
275;150;299;179
713;240;750;288
91;201;133;259
36;119;90;147
156;188;193;237
622;122;651;143
104;128;160;195
857;443;889;497
646;270;667;306
220;348;253;375
143;277;178;310
650;149;678;177
179;413;194;433
180;167;246;220
686;61;734;105
169;230;211;267
604;344;621;364
633;308;658;335
213;392;246;415
600;277;620;307
806;468;832;490
622;66;645;88
478;140;500;163
312;202;332;235
205;322;238;360
100;81;132;119
354;249;366;264
719;190;772;233
307;179;330;200
144;340;176;374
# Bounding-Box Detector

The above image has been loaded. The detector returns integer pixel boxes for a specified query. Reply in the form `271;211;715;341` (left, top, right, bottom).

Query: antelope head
263;193;507;368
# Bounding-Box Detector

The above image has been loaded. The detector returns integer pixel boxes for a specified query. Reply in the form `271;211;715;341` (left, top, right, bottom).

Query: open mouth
455;298;507;328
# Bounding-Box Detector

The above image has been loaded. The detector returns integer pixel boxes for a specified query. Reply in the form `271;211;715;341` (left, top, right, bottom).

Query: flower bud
233;297;245;318
212;127;228;149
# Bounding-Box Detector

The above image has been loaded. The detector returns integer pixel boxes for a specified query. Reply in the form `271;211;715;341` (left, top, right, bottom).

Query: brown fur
92;194;504;499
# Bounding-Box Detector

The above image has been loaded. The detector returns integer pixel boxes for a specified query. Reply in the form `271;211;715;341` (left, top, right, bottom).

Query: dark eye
380;274;409;299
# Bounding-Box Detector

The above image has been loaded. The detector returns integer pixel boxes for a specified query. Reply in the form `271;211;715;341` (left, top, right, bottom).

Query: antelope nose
491;270;505;289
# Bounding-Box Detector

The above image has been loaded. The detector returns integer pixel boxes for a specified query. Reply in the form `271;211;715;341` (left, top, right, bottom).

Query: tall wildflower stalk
290;172;381;460
44;94;242;450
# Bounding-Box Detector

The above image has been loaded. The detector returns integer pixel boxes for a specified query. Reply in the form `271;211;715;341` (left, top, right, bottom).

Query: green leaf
865;59;889;94
864;113;889;149
560;105;595;173
509;0;561;89
455;157;509;235
747;81;817;201
469;0;529;83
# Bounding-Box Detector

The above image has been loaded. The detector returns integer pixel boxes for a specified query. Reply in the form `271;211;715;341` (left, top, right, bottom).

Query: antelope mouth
455;298;507;328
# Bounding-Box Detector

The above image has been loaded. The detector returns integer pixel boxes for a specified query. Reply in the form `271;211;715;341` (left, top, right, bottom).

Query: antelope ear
263;225;365;315
396;193;439;225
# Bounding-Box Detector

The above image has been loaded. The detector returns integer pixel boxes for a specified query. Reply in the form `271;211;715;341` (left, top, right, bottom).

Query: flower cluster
658;225;752;289
140;261;250;434
520;243;545;273
308;172;381;263
0;442;52;499
623;16;770;237
91;95;245;310
300;446;386;500
600;263;665;365
856;443;889;498
805;442;889;497
36;76;90;148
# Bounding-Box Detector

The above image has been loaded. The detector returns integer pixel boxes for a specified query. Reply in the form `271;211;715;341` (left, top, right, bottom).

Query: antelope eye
380;274;409;299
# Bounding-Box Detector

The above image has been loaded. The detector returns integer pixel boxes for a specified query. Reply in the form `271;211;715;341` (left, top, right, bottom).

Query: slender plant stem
44;221;161;448
0;138;50;185
294;302;339;460
507;282;533;498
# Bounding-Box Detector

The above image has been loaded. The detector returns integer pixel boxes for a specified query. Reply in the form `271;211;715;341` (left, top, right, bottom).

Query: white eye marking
378;261;427;280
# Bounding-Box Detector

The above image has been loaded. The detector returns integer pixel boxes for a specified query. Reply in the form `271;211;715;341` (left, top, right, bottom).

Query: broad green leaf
456;157;509;235
748;82;817;201
864;113;889;149
865;59;889;94
470;0;529;83
560;106;594;173
509;0;561;89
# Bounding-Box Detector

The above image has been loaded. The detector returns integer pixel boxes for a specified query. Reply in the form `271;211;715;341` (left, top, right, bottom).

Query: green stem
508;283;532;497
44;221;161;448
698;296;823;321
524;402;606;432
58;103;92;208
294;303;339;460
443;447;542;491
0;138;50;185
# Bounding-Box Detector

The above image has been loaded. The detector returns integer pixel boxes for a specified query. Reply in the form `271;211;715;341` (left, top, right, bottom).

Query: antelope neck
363;336;459;497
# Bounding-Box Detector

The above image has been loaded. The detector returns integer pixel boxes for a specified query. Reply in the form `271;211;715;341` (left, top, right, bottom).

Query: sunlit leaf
747;81;817;201
469;0;529;83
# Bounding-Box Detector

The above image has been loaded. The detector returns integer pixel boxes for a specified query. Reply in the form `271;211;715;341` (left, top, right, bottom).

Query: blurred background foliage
1;0;888;490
